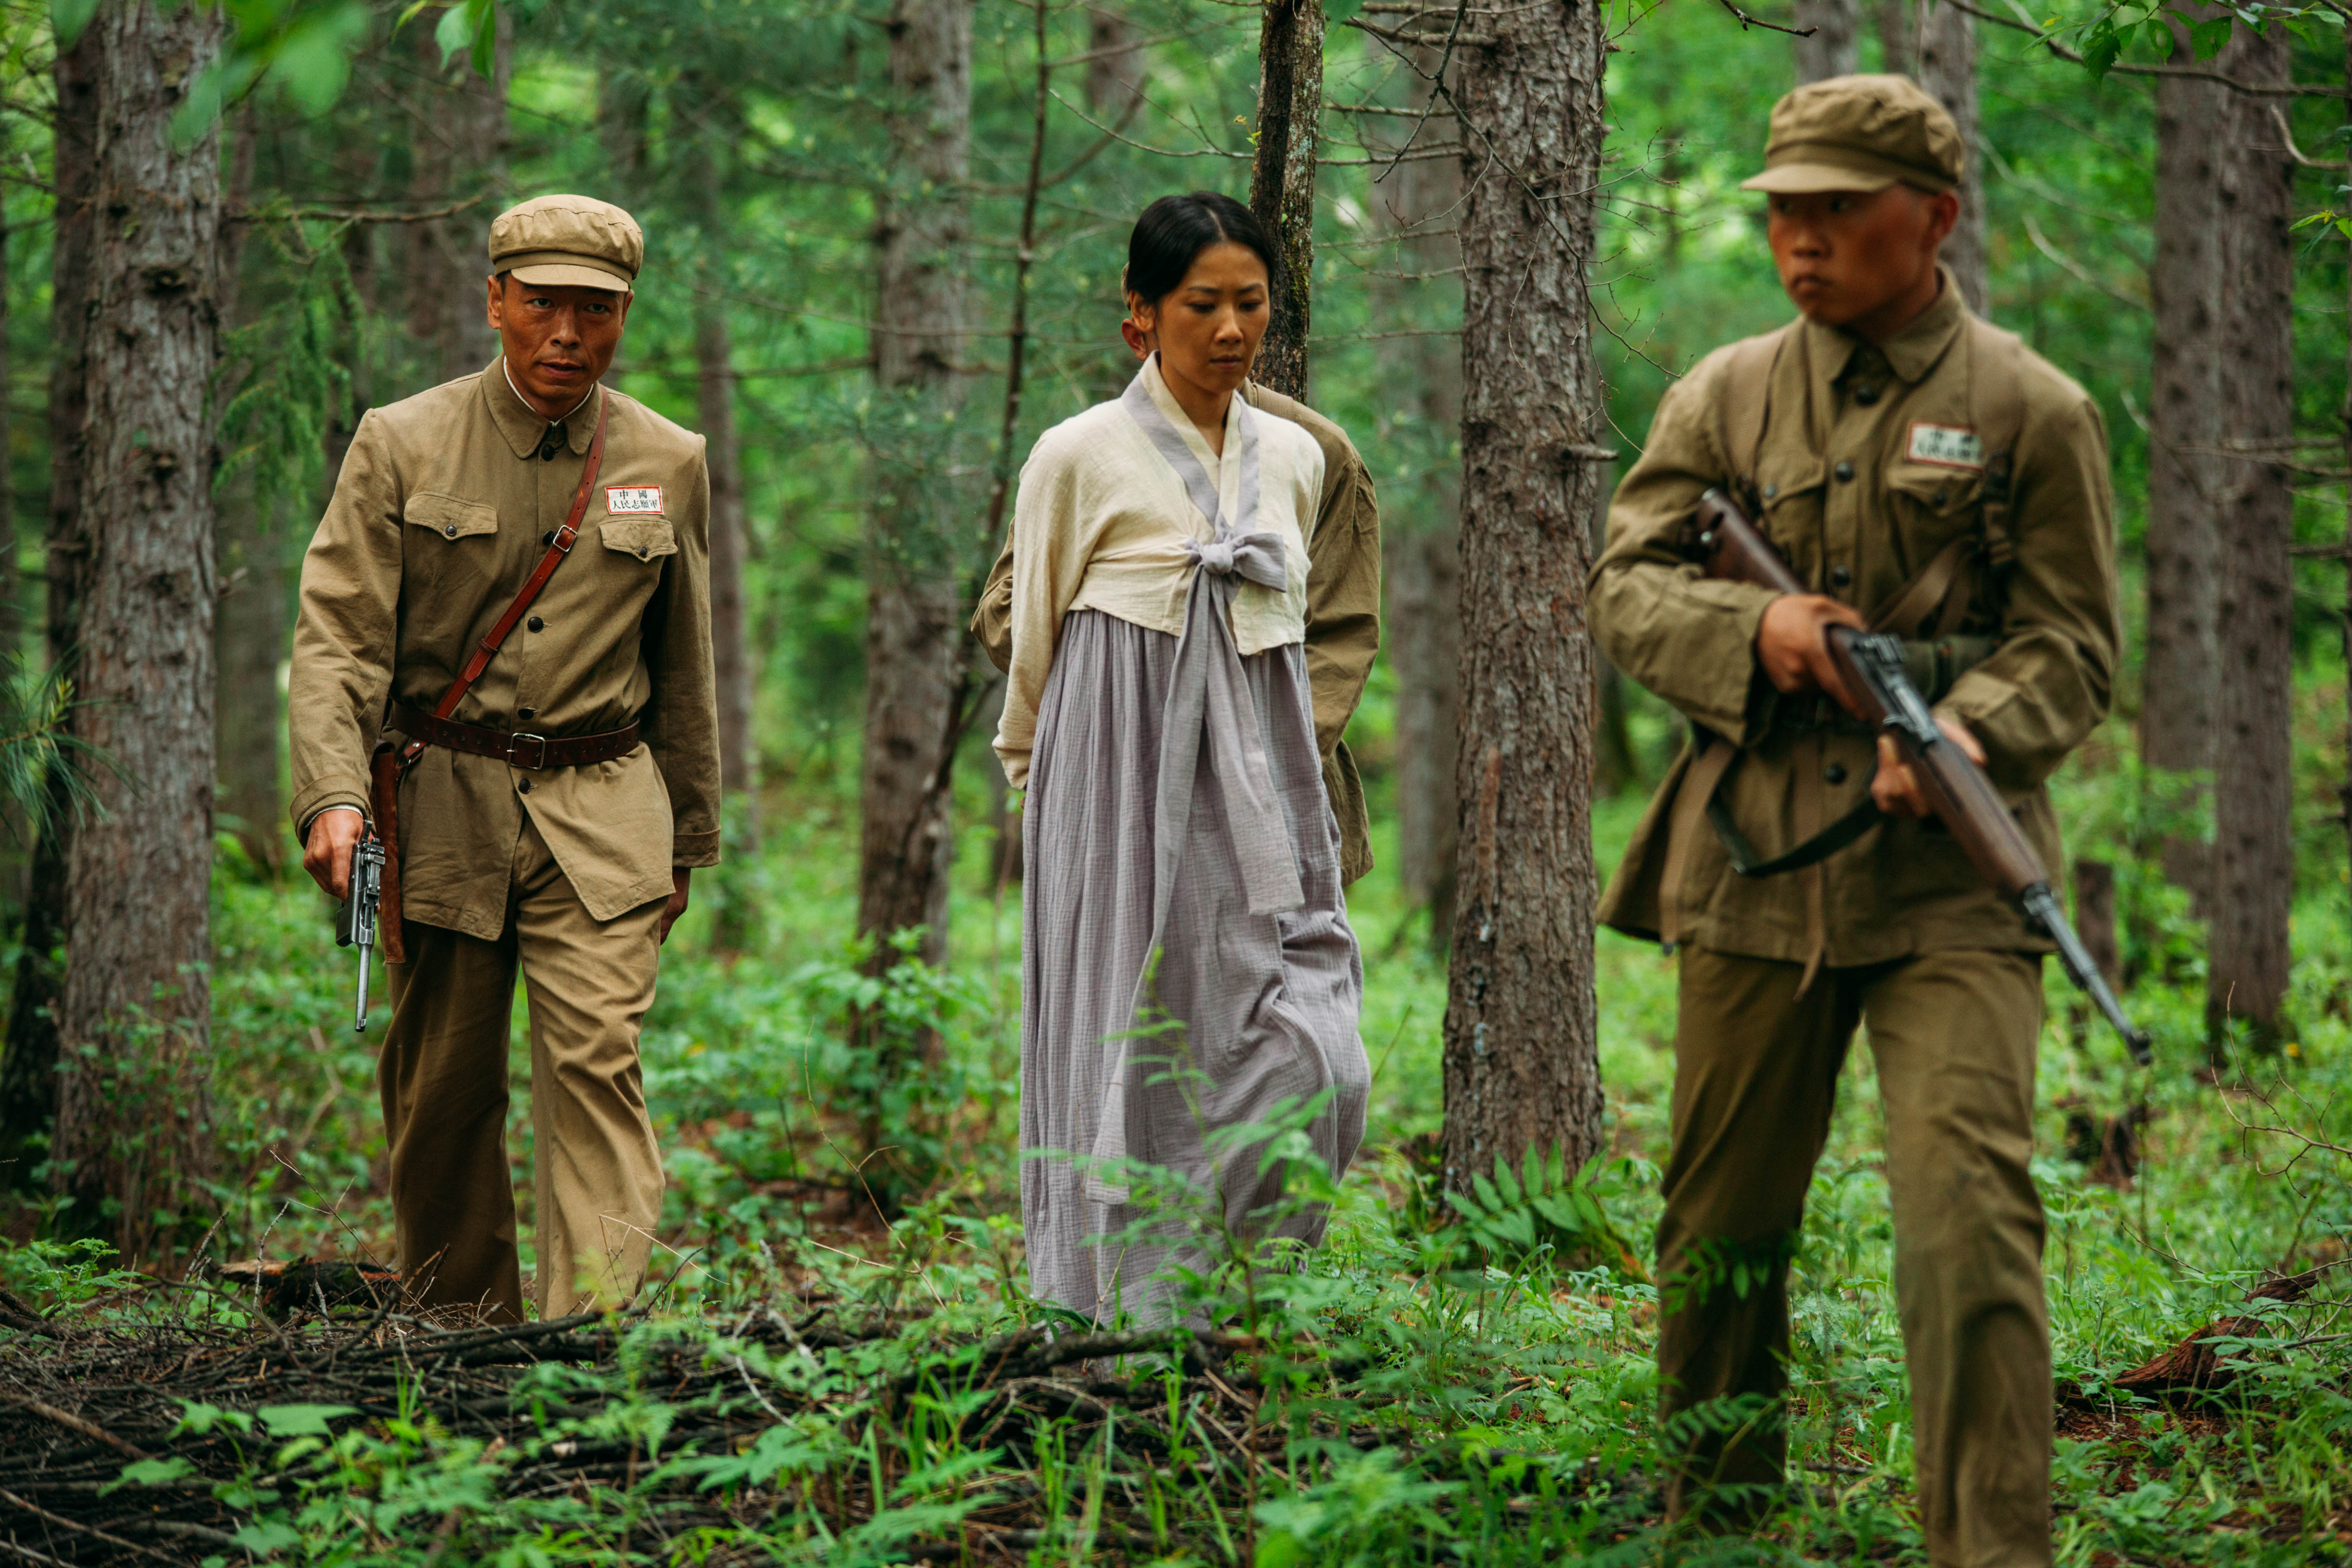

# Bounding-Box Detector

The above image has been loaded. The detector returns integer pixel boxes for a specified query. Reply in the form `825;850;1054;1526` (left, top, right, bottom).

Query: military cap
1741;74;1964;195
488;194;643;292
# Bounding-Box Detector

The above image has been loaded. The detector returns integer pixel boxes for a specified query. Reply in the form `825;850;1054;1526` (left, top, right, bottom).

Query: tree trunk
1915;0;1986;312
2342;24;2352;872
1876;0;1916;72
2208;20;2296;1046
685;88;761;956
49;1;224;1256
2144;63;2224;779
859;0;972;969
214;111;282;876
1390;526;1460;945
405;12;509;385
1444;1;1608;1190
1794;0;1860;82
0;28;101;1183
1085;5;1145;118
1376;65;1464;954
1248;0;1323;400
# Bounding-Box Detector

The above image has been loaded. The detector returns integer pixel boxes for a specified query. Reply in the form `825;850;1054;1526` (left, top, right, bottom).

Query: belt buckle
506;732;550;770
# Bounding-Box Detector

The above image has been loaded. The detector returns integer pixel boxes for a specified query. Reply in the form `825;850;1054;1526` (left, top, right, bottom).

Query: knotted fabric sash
1119;369;1304;937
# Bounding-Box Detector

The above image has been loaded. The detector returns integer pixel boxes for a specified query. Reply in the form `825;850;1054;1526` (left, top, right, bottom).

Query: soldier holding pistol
1590;77;2121;1563
291;196;720;1324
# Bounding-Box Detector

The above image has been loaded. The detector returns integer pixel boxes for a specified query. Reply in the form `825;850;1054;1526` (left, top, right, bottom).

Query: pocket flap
1886;464;1984;518
405;493;499;540
600;517;678;561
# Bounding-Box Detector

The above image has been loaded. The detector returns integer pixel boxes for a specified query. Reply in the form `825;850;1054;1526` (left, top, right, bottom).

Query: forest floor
1;713;2349;1565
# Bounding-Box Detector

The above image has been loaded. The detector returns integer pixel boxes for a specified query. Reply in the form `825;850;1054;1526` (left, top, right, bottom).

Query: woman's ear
1122;292;1154;362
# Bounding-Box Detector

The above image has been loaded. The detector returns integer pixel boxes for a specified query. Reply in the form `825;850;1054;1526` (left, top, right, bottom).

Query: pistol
1683;487;2154;1065
335;830;387;1033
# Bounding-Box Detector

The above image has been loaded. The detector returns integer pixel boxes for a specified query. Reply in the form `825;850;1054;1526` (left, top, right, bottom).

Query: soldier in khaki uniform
1590;78;2119;1564
291;196;720;1324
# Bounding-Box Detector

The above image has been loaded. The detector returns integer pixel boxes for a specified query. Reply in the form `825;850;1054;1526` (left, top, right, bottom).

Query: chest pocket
406;493;498;543
1754;453;1827;588
403;493;498;601
599;516;677;564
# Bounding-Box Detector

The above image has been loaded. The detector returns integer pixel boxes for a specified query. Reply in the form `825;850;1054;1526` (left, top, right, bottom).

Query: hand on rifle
1874;720;1986;820
304;807;364;900
1756;593;1866;713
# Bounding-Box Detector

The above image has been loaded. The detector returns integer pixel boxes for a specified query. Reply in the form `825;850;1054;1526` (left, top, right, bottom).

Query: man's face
1765;185;1956;329
485;276;631;411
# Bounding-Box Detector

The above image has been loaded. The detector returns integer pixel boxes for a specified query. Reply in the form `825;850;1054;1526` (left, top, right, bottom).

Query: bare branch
1715;0;1818;38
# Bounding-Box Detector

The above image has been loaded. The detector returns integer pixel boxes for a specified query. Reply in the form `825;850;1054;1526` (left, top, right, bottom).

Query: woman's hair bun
1126;192;1278;307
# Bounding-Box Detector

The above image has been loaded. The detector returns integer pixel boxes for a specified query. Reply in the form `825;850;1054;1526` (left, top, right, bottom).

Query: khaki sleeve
288;410;402;840
1304;447;1380;760
1934;395;2120;792
970;526;1014;674
1588;361;1780;745
993;442;1090;790
645;444;723;867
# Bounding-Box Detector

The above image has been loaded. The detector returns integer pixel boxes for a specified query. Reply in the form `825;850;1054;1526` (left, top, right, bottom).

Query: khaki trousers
1657;944;2050;1568
379;812;666;1323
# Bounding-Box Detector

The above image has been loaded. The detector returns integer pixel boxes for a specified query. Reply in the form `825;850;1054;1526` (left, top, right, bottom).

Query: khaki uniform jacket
972;381;1382;883
290;361;722;941
1591;278;2120;965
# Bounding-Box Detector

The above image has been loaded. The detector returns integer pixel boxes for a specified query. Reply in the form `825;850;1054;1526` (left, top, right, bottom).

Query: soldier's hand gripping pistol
335;829;388;1033
1684;487;2154;1065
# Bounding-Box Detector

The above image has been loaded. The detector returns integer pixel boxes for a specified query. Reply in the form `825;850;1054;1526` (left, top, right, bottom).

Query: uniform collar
482;357;602;459
1798;263;1969;389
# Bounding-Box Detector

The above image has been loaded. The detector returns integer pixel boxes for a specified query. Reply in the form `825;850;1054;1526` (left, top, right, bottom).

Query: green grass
10;711;2352;1564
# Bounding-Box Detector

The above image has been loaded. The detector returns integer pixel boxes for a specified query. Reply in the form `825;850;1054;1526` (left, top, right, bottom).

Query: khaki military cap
1741;74;1964;195
488;194;643;292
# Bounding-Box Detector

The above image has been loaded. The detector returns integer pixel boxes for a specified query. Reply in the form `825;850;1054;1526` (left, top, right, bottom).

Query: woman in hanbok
995;192;1370;1324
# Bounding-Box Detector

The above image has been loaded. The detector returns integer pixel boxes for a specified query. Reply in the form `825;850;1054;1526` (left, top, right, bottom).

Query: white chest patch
606;485;664;514
1906;423;1984;471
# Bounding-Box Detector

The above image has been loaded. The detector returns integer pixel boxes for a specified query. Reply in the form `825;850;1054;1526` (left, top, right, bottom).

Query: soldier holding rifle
1590;77;2122;1561
290;196;720;1324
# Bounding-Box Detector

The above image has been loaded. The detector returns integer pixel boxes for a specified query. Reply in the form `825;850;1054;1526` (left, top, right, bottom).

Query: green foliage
1443;1145;1650;1282
0;1235;139;1307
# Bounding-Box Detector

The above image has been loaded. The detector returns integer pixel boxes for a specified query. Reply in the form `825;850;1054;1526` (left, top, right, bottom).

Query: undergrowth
0;713;2347;1563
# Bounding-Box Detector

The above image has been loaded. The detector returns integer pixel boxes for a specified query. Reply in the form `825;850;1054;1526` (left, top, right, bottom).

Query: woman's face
1129;240;1270;401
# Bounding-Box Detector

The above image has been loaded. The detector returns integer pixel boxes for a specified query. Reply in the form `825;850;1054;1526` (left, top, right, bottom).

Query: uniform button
543;531;556;546
518;706;536;721
636;546;649;559
1853;384;1881;406
1830;564;1852;588
538;444;556;461
444;524;458;538
527;616;544;632
1825;762;1849;786
1932;490;1948;508
517;779;533;795
1834;460;1856;482
1762;483;1778;500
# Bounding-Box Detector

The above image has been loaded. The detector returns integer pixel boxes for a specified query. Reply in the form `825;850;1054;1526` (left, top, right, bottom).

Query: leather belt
391;706;640;770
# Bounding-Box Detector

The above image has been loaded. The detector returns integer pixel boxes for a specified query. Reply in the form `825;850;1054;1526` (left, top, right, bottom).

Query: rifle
1684;487;2153;1065
335;829;387;1033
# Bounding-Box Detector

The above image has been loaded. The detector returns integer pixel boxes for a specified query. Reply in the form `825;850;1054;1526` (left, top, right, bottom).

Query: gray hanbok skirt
1020;609;1369;1325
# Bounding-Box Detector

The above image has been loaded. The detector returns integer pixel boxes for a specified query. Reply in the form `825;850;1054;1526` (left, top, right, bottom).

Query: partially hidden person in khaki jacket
290;195;720;1324
1589;77;2120;1566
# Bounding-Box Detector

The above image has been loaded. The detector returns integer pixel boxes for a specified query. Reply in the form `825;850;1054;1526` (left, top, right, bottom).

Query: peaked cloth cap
488;194;643;292
1742;74;1965;195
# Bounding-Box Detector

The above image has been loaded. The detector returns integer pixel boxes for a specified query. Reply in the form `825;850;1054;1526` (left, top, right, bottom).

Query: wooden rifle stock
1681;488;2153;1062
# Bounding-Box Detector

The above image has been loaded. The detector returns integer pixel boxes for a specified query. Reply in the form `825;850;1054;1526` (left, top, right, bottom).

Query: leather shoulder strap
397;391;611;765
1714;326;1793;497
